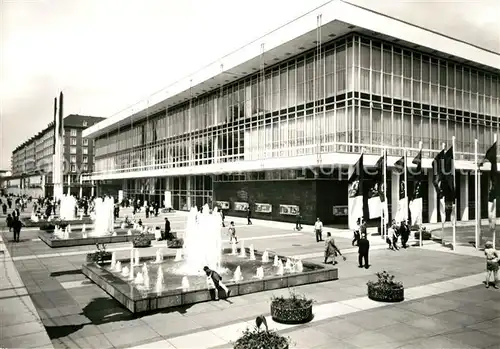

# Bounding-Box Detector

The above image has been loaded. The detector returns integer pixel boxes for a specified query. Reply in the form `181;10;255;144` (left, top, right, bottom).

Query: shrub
233;316;289;349
133;233;152;248
414;227;431;240
270;291;314;324
367;271;404;302
167;237;184;249
87;243;112;264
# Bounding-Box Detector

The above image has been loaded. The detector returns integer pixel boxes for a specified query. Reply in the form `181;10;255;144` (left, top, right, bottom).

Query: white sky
1;0;499;170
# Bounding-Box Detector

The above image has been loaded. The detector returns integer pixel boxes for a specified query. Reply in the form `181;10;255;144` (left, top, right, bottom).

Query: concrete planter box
81;251;338;313
367;284;404;302
38;230;152;248
270;301;313;324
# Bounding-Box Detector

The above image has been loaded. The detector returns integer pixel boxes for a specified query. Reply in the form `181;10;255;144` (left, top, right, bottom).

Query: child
228;221;237;243
484;241;499;289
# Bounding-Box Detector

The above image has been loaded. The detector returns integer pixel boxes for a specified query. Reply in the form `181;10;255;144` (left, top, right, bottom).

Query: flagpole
494;133;497;250
452;136;457;251
475;138;480;249
404;149;408;223
441;142;446;244
380;147;384;241
419;140;423;247
384;147;388;242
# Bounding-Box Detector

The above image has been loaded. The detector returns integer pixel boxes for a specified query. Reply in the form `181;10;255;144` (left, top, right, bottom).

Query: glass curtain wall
94;34;500;175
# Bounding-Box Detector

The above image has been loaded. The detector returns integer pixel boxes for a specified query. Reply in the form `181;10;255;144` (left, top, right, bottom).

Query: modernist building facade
83;0;500;225
10;114;104;197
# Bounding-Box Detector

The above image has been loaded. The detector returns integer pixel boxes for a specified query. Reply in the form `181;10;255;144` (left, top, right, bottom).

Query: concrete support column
460;173;469;221
428;171;438;223
391;171;399;220
213;135;219;164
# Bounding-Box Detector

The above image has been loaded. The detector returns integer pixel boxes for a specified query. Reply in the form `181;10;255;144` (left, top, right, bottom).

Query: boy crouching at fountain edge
204;266;231;300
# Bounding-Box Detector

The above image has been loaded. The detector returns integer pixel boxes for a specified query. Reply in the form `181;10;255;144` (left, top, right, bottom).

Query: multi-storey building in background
9;114;104;197
83;0;500;225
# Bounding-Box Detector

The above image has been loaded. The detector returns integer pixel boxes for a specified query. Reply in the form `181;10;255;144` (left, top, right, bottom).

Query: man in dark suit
12;216;23;242
163;217;171;240
401;220;411;248
358;232;370;269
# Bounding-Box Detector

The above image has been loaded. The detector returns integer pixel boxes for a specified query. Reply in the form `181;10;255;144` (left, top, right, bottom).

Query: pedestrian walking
358;232;370;269
246;206;252;225
228;221;238;243
294;211;302;231
324;232;345;264
314;217;324;242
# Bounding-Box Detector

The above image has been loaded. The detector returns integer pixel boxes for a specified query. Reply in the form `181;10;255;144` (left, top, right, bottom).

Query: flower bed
367;271;404;302
414;228;431;240
233;317;289;349
40;221;68;231
86;244;112;265
270;292;313;324
132;233;152;248
167;237;184;249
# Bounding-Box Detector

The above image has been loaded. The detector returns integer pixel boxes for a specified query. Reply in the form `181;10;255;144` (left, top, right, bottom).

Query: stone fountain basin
38;229;154;248
22;217;94;228
81;248;338;313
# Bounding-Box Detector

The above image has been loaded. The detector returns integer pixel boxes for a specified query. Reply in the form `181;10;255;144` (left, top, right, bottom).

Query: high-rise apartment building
10;114;105;197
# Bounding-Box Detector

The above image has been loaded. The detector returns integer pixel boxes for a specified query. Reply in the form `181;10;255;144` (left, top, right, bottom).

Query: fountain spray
239;240;246;258
155;266;164;293
249;244;256;260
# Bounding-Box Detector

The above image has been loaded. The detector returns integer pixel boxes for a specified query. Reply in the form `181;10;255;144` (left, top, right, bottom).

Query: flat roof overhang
83;0;500;140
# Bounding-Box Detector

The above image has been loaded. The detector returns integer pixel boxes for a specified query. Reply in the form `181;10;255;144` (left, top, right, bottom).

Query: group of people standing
386;219;411;250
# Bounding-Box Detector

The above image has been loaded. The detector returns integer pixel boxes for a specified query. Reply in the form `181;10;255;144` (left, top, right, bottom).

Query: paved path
1;207;499;348
0;234;53;349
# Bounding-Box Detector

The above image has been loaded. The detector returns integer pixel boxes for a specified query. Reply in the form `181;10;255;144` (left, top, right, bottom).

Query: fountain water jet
111;252;117;269
114;261;122;273
155;266;164;293
233;266;243;282
155;249;163;263
231;240;237;255
174;204;222;275
181;276;190;290
262;250;270;263
295;260;303;273
59;194;77;221
121;266;129;277
249;244;256;260
134;272;144;284
134;249;140;266
273;255;279;267
239;240;246;258
90;197;114;237
255;267;264;279
277;260;284;276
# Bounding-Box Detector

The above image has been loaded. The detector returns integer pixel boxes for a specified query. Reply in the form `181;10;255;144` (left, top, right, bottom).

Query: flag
480;142;497;230
394;155;408;222
348;154;364;230
443;146;455;201
368;155;384;219
410;150;423;225
432;150;446;222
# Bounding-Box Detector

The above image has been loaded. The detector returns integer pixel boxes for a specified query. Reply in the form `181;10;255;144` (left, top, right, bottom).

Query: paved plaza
1;208;499;349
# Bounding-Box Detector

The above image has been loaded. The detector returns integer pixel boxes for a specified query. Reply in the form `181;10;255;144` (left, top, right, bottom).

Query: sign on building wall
279;204;299;215
215;201;230;209
255;203;272;213
332;205;348;216
234;202;249;211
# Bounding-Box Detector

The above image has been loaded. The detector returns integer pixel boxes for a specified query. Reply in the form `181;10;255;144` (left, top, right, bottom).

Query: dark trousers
315;229;322;242
13;230;20;242
392;237;399;250
402;234;409;248
295;222;302;230
247;217;252;225
358;252;369;267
